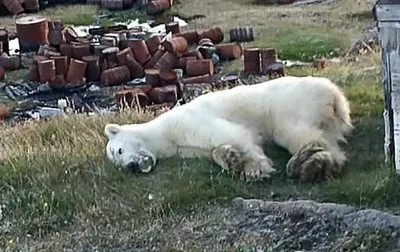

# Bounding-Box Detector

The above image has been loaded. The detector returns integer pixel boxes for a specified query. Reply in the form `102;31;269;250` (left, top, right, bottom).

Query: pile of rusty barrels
23;18;246;110
0;0;40;15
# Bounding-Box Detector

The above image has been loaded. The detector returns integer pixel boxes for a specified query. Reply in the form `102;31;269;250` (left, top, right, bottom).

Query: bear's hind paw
241;158;276;182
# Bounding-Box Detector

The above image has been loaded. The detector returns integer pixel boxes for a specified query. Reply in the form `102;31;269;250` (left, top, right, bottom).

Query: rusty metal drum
186;59;214;77
50;55;68;76
66;58;87;83
229;27;254;43
100;65;131;86
14;15;49;53
82;55;101;82
3;0;24;15
37;59;56;83
243;48;260;74
0;29;9;55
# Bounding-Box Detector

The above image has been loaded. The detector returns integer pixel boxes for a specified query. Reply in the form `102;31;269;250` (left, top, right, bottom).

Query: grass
1;0;399;250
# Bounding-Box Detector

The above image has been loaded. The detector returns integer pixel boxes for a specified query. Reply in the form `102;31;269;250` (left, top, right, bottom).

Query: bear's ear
104;124;121;140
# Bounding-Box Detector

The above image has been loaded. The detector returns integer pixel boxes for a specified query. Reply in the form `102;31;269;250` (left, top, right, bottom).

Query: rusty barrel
72;43;90;60
66;58;87;83
3;0;24;14
101;0;124;10
144;49;165;69
59;43;73;59
164;36;188;55
126;39;151;65
15;15;49;53
145;68;161;87
116;47;134;65
0;55;21;70
177;56;197;71
62;27;78;43
165;22;180;34
182;74;212;84
174;30;199;45
116;89;149;108
159;68;178;86
0;29;9;55
24;0;40;12
100;65;131;86
0;66;5;81
198;27;224;44
50;55;68;76
186;59;214;77
145;35;162;56
229;27;254;43
243;48;260;74
182;50;204;60
82;55;100;82
102;46;120;63
149;85;178;104
29;65;40;82
147;0;171;15
37;59;56;83
261;48;277;74
215;42;243;60
49;75;67;88
126;54;144;78
154;51;178;69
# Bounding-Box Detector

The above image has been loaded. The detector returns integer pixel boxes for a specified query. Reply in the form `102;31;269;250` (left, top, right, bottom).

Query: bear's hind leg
274;126;346;183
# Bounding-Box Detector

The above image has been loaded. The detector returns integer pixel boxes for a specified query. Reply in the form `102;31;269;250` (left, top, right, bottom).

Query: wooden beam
375;4;400;22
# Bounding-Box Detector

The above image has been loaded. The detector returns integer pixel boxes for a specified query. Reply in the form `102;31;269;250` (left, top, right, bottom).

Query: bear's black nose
127;161;140;172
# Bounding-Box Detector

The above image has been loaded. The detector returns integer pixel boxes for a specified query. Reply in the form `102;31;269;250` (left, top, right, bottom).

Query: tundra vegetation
0;0;397;251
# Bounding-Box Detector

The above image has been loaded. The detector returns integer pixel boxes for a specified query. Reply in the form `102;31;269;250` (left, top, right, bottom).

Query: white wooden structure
374;0;400;173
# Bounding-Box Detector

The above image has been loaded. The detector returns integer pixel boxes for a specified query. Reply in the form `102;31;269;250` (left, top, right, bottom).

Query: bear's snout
127;161;140;172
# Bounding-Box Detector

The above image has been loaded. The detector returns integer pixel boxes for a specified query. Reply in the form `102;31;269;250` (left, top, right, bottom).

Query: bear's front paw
212;144;245;174
241;157;276;182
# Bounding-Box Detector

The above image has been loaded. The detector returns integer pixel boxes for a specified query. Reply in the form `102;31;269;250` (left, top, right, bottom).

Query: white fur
105;76;352;175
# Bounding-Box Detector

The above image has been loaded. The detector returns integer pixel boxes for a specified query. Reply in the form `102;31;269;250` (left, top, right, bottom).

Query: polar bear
104;76;353;183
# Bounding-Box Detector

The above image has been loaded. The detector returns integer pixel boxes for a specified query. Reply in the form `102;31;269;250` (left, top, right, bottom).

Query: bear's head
104;123;157;173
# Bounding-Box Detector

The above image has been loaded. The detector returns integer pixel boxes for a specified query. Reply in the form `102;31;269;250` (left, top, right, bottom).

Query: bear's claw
212;144;244;174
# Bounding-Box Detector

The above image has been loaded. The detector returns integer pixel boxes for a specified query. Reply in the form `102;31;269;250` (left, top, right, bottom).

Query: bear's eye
118;148;123;155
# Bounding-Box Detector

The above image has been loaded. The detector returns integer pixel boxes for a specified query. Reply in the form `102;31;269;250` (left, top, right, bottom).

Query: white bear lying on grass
104;76;353;183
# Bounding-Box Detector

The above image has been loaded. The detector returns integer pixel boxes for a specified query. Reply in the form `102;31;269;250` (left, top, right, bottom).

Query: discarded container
145;35;162;56
3;0;24;14
177;56;197;70
50;56;68;76
131;84;153;95
261;48;277;74
159;68;178;86
0;104;10;120
62;27;78;43
50;75;66;88
48;27;65;46
144;49;165;69
101;59;109;72
174;30;199;45
33;54;48;64
164;36;188;55
165;22;180;34
182;50;204;60
126;39;151;65
37;59;56;83
116;89;149;107
229;27;254;43
102;47;120;63
215;42;242;60
186;59;214;77
0;29;9;55
0;66;4;81
29;65;40;82
101;0;124;9
198;27;224;44
24;0;40;12
94;44;109;59
100;65;131;86
0;55;21;70
145;68;161;87
82;55;101;82
198;38;214;47
126;54;145;78
147;0;171;15
182;74;212;84
116;47;134;65
72;43;91;60
101;36;118;47
15;15;49;53
37;45;56;55
66;58;87;83
149;85;178;104
243;48;260;74
154;51;178;69
59;43;73;60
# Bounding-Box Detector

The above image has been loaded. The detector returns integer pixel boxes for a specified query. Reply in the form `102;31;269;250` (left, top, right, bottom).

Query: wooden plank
375;4;400;22
384;109;392;163
394;130;400;174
